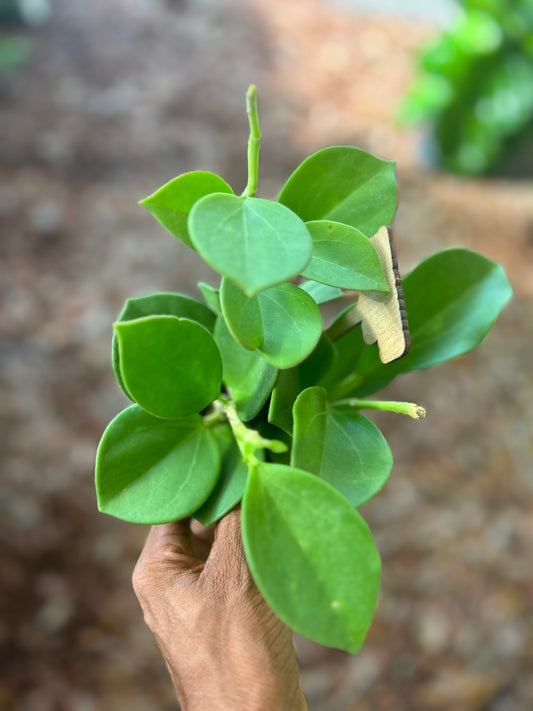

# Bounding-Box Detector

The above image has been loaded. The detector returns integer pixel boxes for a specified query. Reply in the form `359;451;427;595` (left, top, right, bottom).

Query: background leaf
189;194;312;296
268;337;337;434
115;316;222;419
335;248;513;396
278;146;397;237
298;280;343;305
298;334;337;390
194;423;249;526
268;368;301;434
302;220;389;291
95;405;220;523
198;282;222;315
242;462;381;653
257;283;322;369
112;292;216;399
140;171;233;248
214;316;277;422
220;277;263;350
292;387;393;507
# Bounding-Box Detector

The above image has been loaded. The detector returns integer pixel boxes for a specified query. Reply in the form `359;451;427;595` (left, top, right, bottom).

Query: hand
132;508;308;711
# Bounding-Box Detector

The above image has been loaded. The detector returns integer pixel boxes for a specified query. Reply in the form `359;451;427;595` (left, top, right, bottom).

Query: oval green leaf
303;221;389;291
242;462;381;653
257;283;322;369
292;387;393;507
114;315;222;419
220;277;263;350
140;171;233;248
214;316;277;422
298;280;343;305
321;304;365;389
198;282;222;315
278;146;397;237
351;248;513;395
298;334;337;389
112;292;217;398
194;423;249;527
95;405;220;524
188;194;312;296
268;336;337;435
268;368;301;434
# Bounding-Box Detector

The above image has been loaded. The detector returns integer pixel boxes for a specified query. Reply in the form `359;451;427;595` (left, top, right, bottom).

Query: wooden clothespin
350;226;410;364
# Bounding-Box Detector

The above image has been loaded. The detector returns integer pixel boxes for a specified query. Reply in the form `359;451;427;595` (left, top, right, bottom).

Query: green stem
241;84;261;198
225;401;287;464
203;400;226;427
335;397;427;420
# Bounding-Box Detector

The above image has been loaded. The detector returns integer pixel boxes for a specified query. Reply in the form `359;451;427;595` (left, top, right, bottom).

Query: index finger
138;519;195;568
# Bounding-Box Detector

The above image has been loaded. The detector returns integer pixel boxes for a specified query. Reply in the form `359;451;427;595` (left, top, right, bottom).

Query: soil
1;1;532;710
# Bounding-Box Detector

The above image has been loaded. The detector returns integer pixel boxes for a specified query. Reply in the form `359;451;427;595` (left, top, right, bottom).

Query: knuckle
158;541;189;564
132;560;150;599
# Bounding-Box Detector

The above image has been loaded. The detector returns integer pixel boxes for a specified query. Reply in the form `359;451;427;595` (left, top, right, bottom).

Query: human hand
132;508;308;711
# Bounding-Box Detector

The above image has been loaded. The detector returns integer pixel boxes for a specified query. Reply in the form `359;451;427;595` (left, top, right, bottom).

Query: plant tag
351;226;410;364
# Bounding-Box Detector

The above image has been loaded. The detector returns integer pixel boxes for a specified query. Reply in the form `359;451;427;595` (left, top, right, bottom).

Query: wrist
184;689;307;711
168;662;307;711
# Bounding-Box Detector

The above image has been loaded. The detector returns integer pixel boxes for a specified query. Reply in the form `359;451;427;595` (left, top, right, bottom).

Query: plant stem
335;397;427;420
241;84;261;198
225;401;252;460
203;400;226;426
225;401;287;464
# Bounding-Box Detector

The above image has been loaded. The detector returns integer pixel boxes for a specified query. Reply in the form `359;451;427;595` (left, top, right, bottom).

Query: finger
203;507;250;584
190;519;216;545
214;507;245;561
140;520;195;568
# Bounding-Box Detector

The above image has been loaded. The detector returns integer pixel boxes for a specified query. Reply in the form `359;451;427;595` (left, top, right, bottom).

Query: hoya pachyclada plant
95;86;512;653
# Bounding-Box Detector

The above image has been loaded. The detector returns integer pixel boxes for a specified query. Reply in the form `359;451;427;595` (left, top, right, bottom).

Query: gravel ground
1;1;532;710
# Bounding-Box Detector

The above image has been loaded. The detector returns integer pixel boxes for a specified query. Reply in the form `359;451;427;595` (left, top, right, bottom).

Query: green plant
398;0;533;175
95;86;512;653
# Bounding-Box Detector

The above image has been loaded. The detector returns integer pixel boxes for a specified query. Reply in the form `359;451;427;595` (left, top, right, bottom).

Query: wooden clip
350;226;410;364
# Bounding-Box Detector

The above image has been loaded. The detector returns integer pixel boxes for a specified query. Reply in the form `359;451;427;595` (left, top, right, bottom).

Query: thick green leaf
114;316;222;419
268;337;336;434
140;171;233;249
268;368;300;434
292;387;393;507
188;194;312;296
242;462;381;653
344;249;513;395
257;284;322;369
198;282;222;315
298;334;337;390
214;316;277;422
220;277;263;350
95;405;220;523
194;424;248;526
112;292;216;399
298;280;343;304
220;280;323;369
290;386;328;471
278;146;397;237
302;221;389;291
321;304;365;390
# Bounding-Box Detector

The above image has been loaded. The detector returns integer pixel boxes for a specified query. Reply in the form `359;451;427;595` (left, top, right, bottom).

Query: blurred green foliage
0;36;32;71
398;0;533;176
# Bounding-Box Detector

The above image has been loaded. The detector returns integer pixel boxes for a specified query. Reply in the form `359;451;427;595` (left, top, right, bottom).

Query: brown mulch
1;1;532;710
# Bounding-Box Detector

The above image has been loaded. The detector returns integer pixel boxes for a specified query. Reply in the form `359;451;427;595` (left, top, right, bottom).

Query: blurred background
1;0;532;709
